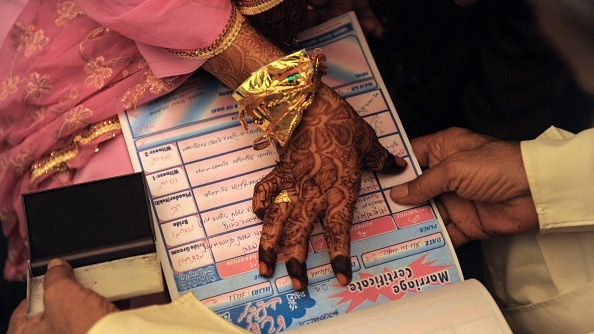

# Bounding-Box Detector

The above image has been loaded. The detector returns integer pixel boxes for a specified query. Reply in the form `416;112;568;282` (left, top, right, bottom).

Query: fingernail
47;258;65;269
390;184;408;201
381;155;407;173
331;256;352;286
286;258;308;291
259;262;273;278
258;245;276;278
335;272;350;286
291;278;306;292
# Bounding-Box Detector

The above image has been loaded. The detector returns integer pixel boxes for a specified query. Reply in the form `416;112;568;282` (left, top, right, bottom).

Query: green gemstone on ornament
287;73;300;84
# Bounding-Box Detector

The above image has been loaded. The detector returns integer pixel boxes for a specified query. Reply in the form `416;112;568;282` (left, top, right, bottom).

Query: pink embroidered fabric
0;0;232;280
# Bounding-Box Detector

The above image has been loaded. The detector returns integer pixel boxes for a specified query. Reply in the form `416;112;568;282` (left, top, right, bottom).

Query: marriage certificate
119;12;463;332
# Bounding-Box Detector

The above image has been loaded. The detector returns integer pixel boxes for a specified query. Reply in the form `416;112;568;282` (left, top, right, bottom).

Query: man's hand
7;259;117;334
390;127;539;247
253;85;407;291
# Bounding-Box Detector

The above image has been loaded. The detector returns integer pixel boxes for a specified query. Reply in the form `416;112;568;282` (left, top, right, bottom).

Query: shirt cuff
521;126;594;232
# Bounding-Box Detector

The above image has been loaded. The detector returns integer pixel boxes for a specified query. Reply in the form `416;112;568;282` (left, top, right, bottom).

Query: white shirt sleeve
87;293;251;334
521;126;594;232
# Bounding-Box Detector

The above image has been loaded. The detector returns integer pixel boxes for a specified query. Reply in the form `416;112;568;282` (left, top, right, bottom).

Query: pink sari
0;0;232;280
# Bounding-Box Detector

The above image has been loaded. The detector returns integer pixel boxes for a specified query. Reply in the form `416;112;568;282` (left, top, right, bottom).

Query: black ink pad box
23;172;163;317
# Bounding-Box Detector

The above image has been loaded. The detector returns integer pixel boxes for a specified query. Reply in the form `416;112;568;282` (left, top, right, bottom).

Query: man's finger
409;127;491;168
390;163;453;205
445;222;470;248
43;258;75;289
439;192;485;246
408;134;440;168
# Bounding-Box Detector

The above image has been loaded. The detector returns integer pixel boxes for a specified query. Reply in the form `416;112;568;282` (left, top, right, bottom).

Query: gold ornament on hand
233;48;326;150
273;190;292;204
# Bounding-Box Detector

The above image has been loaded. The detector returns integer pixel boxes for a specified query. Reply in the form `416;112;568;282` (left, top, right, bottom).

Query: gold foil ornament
233;49;326;150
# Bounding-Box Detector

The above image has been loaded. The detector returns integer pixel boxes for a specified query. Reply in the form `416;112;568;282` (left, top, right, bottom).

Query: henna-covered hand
253;85;407;291
202;19;403;291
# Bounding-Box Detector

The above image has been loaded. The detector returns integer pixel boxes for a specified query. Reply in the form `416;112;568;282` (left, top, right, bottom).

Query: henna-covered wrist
202;20;285;89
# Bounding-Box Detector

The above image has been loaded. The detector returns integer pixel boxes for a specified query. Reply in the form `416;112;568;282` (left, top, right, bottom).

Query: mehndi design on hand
253;84;407;291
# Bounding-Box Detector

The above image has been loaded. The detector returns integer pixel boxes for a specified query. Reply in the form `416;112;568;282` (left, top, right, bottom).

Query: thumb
43;258;75;289
390;168;448;205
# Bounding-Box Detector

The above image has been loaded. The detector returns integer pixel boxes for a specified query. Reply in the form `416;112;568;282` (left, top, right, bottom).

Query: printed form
119;12;464;332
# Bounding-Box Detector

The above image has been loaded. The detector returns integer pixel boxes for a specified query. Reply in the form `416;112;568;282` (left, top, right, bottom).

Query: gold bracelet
166;6;243;60
233;48;326;150
235;0;284;15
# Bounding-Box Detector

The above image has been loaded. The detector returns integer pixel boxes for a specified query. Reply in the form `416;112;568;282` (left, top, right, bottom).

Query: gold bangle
166;6;244;60
235;0;284;15
233;48;326;150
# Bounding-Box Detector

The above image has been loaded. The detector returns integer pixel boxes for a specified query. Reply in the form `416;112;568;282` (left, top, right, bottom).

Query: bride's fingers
282;180;325;291
322;185;358;286
252;169;283;219
258;200;294;278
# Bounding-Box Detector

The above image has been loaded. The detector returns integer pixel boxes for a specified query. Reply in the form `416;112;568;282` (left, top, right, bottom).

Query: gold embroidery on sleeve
57;105;93;138
30;117;121;181
1;23;49;102
11;149;33;177
0;76;20;100
78;27;137;89
120;67;177;109
84;56;114;89
14;23;50;57
55;0;85;26
24;72;51;102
